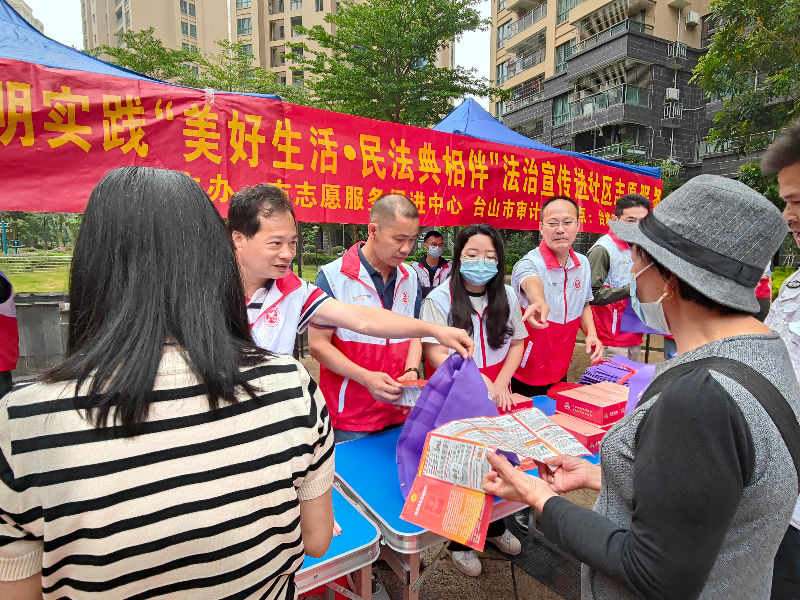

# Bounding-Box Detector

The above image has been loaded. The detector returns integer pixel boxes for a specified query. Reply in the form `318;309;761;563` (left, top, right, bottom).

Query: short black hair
227;184;295;238
614;193;651;217
370;193;419;225
424;230;444;243
632;245;752;317
542;195;579;219
762;123;800;174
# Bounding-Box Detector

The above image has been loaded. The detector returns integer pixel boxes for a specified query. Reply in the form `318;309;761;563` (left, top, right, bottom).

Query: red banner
0;58;662;232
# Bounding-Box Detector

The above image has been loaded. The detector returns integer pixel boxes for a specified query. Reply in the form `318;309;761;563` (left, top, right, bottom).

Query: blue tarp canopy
434;98;661;179
0;0;280;99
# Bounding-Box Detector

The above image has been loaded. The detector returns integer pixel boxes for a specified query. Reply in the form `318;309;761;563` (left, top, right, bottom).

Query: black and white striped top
0;351;334;599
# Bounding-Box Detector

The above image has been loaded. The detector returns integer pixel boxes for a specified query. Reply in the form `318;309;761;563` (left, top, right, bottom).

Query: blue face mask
427;246;443;259
460;259;498;286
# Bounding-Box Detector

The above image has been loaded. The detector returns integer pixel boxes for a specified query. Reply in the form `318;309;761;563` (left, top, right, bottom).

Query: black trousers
510;375;568;398
0;371;11;400
771;525;800;600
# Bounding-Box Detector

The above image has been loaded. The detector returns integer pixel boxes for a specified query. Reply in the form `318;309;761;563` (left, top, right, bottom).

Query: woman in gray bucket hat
483;174;800;600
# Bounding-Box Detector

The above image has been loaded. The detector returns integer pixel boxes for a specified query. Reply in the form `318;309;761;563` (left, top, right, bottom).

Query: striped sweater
0;350;334;599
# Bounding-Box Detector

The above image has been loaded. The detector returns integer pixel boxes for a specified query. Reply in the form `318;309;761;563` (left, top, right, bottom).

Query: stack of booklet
400;406;591;550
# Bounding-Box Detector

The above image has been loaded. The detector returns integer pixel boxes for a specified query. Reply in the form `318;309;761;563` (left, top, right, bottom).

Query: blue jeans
333;423;403;444
771;525;800;599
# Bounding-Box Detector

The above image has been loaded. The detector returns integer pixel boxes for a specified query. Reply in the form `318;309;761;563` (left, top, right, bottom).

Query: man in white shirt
761;124;800;600
228;184;473;359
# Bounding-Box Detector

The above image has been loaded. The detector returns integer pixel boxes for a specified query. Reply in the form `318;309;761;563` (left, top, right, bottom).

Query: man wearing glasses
588;193;651;361
510;196;603;398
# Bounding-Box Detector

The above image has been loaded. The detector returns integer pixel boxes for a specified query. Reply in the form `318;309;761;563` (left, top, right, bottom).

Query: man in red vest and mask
588;193;651;361
0;271;19;399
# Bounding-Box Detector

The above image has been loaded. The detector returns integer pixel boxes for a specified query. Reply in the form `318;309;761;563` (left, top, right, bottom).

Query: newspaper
419;407;591;493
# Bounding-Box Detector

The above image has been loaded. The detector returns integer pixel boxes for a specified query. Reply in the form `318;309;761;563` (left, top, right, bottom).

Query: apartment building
490;0;759;178
83;0;228;79
85;0;453;89
8;0;44;33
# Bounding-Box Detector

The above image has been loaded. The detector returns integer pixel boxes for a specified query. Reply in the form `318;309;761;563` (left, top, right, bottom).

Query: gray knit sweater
547;333;800;600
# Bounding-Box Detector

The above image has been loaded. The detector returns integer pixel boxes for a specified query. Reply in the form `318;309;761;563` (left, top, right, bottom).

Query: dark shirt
540;368;755;599
0;275;10;305
588;245;631;305
315;246;422;317
417;257;449;299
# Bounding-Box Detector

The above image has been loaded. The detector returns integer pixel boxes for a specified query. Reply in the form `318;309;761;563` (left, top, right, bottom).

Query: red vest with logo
248;271;329;355
0;272;19;372
512;245;591;387
318;244;418;432
589;234;643;348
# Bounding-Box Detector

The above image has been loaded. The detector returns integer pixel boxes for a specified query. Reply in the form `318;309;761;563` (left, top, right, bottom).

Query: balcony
555;62;567;75
554;84;651;126
666;41;691;69
571;19;653;55
508;3;547;41
504;91;544;114
663;102;683;119
499;46;546;84
581;142;647;159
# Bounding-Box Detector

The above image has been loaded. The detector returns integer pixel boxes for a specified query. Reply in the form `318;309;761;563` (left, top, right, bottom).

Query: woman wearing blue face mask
420;223;527;575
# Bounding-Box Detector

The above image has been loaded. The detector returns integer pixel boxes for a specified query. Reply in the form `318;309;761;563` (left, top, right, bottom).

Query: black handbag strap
640;356;800;491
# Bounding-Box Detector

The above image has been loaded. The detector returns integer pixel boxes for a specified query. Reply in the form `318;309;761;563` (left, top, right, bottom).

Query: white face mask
629;262;672;334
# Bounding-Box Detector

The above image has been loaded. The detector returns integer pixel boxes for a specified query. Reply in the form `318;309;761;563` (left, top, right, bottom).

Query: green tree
194;40;316;106
692;0;800;154
737;161;782;209
288;0;509;126
87;28;200;85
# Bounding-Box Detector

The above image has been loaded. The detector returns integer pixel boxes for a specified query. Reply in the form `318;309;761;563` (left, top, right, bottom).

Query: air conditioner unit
665;87;680;101
685;11;700;26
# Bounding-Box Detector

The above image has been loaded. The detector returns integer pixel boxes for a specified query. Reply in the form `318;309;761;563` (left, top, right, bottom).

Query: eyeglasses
543;220;577;229
461;256;498;266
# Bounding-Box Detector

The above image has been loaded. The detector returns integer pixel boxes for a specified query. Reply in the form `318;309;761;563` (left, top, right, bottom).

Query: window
497;20;512;49
181;21;189;35
496;63;507;85
553;93;570;125
315;0;323;10
292;70;304;86
291;16;302;36
292;46;303;59
82;2;86;17
237;0;251;7
555;141;572;151
116;33;124;46
83;38;88;50
242;43;253;56
555;40;572;74
183;42;190;50
93;13;95;22
290;0;302;9
116;7;123;26
189;3;196;16
180;0;187;14
237;17;252;35
125;10;130;26
192;66;199;76
189;24;197;38
191;45;197;53
498;0;505;9
280;76;287;84
83;20;87;33
279;0;285;11
279;25;285;38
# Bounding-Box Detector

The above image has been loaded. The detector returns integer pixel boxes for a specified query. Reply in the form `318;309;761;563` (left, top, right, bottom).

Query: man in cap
588;194;651;361
761;123;800;600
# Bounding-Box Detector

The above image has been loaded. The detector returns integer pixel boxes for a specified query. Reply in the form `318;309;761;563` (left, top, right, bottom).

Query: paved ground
301;337;666;600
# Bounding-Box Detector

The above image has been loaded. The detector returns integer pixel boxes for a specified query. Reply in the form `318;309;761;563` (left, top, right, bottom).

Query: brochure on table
400;407;591;550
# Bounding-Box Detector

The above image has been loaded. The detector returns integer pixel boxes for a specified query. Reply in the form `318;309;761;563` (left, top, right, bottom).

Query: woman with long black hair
0;167;334;600
419;224;527;576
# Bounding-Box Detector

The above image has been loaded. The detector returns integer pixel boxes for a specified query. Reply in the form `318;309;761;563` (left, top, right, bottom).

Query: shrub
331;245;345;255
442;248;453;259
412;248;427;262
304;245;316;254
772;266;797;299
300;253;338;265
505;253;520;268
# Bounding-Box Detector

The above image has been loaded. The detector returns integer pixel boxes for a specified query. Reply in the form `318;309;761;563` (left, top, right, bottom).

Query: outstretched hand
482;451;556;513
522;302;550;329
536;454;602;493
433;325;475;360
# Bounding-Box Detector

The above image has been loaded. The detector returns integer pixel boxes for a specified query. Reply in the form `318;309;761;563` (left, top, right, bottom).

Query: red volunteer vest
318;244;417;432
590;234;642;348
512;245;589;387
0;272;19;372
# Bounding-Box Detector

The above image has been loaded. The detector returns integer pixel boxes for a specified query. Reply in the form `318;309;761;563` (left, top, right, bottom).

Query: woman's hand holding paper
482;451;556;513
537;455;602;493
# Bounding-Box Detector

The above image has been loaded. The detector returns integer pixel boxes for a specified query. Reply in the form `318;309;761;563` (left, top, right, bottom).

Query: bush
412;248;427;262
506;264;513;275
772;266;797;299
506;232;536;256
505;253;520;268
442;248;453;259
331;245;345;255
300;253;338;266
304;245;316;254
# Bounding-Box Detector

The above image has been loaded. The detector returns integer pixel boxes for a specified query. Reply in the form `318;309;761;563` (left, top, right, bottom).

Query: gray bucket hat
610;174;787;313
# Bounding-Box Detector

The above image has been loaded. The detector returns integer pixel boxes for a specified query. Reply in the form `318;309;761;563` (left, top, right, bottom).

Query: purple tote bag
396;354;498;499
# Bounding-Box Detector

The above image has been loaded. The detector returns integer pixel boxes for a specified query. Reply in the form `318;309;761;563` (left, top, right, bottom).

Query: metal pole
1;222;7;255
644;334;651;363
296;220;303;278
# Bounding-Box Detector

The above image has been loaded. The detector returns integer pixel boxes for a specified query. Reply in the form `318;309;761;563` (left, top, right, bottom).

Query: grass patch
7;267;70;293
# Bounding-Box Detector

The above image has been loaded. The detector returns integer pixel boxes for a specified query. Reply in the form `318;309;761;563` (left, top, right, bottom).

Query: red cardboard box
550;413;607;454
556;387;626;427
586;382;629;403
